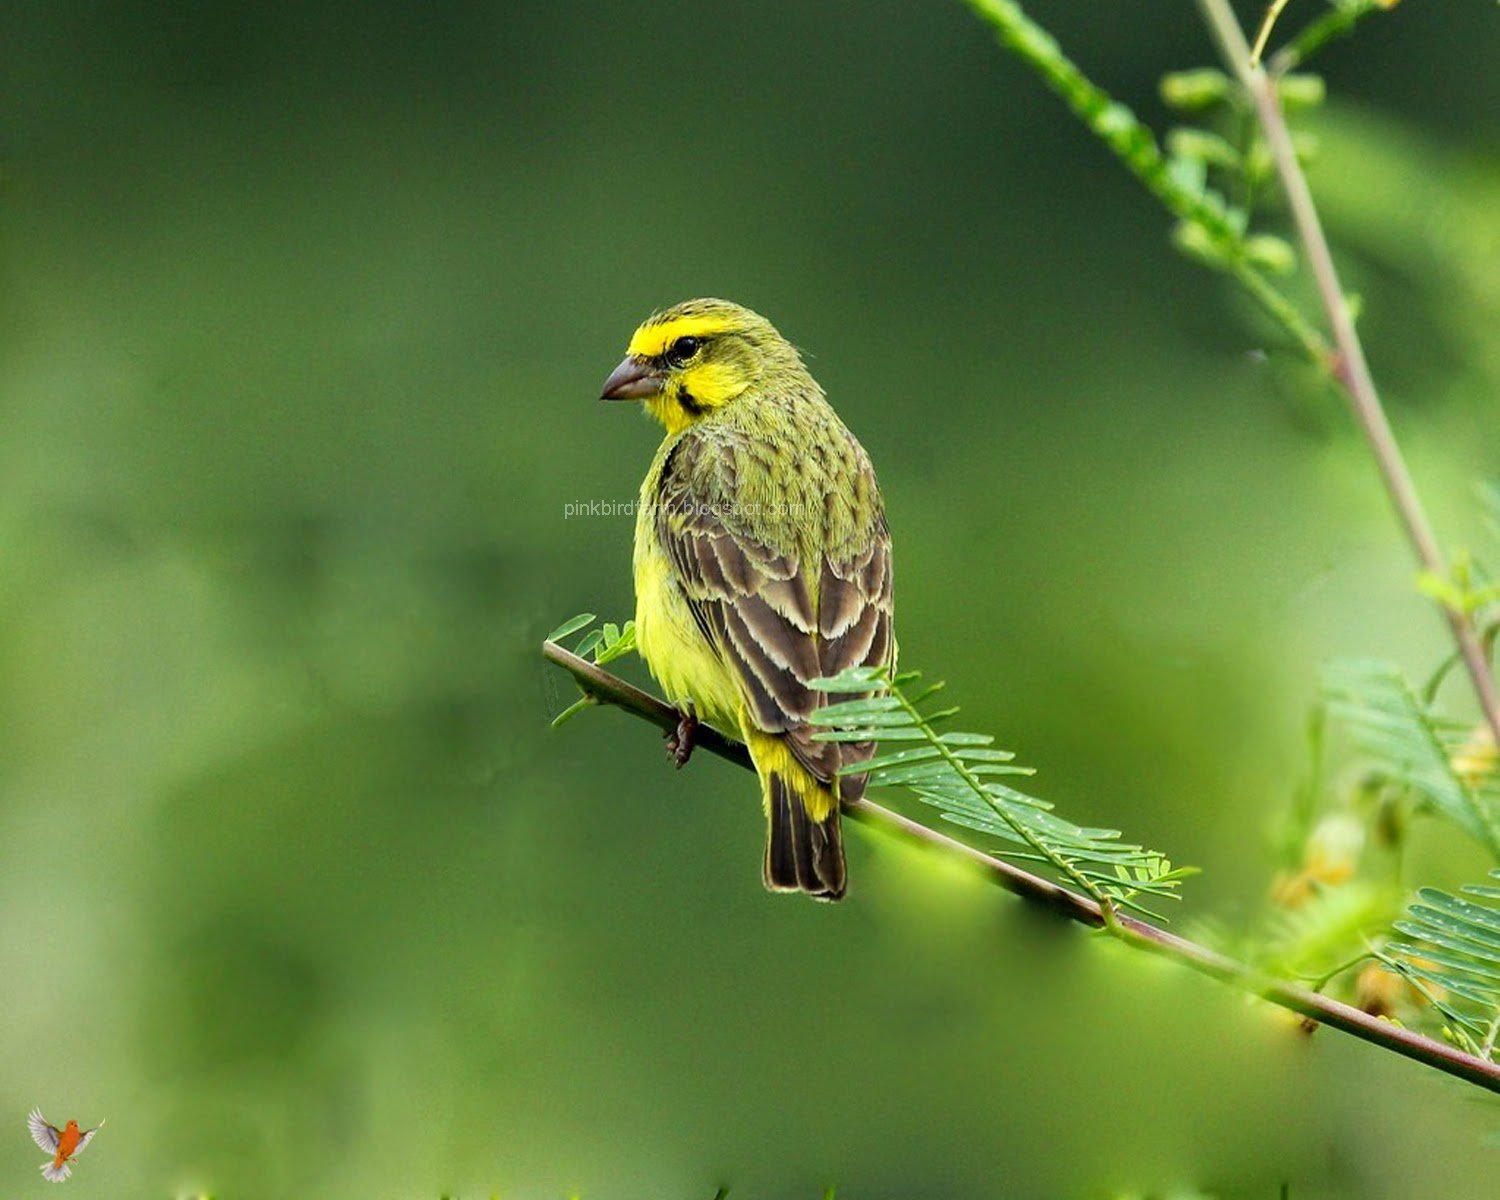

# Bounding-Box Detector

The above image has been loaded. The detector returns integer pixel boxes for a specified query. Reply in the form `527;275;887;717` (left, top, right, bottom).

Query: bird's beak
600;356;664;401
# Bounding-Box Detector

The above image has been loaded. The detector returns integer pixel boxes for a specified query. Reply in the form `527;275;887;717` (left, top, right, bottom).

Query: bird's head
600;298;806;434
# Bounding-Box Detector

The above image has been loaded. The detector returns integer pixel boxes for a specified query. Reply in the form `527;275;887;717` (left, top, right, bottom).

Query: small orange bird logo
27;1109;104;1183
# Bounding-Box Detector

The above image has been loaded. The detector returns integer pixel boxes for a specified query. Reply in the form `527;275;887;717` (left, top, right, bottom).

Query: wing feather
655;430;895;790
704;537;754;596
814;530;893;801
28;1109;59;1154
712;606;802;726
73;1121;103;1157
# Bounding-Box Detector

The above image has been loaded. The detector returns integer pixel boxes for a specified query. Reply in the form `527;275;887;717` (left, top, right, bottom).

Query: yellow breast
633;500;743;727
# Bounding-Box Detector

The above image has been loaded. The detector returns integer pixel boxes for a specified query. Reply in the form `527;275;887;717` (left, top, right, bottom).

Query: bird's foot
665;709;699;769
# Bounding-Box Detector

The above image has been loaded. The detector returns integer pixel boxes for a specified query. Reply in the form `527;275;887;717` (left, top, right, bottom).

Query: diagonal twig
1196;0;1500;753
545;640;1500;1093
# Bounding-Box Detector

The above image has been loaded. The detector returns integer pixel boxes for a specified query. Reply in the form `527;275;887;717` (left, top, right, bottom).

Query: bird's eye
665;336;701;367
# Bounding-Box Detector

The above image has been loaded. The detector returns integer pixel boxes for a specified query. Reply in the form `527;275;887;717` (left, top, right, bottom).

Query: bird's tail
760;765;846;901
41;1160;71;1183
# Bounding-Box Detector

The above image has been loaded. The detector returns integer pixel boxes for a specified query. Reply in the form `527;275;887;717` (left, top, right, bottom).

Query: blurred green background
2;1;1498;1196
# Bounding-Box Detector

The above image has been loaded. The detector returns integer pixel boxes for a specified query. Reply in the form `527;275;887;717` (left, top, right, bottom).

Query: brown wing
813;508;895;801
655;434;894;790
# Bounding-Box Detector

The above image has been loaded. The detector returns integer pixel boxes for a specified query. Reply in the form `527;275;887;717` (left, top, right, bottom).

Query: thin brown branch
1196;0;1500;751
543;640;1100;922
544;640;1500;1094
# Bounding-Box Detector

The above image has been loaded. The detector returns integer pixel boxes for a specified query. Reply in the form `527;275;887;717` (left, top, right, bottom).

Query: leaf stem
1267;0;1387;75
544;640;1500;1093
1196;0;1500;754
1305;951;1374;994
1248;0;1292;68
1377;952;1492;1048
961;0;1331;364
888;674;1108;905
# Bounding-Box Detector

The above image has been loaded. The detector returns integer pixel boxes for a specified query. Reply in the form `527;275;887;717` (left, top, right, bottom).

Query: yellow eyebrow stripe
627;314;738;358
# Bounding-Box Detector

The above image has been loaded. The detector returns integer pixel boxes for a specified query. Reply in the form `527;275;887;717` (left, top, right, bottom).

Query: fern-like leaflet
1379;871;1500;1060
809;666;1194;919
546;614;639;727
1323;659;1500;860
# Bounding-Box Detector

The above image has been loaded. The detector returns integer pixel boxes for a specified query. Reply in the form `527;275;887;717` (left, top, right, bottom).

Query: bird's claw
665;709;699;769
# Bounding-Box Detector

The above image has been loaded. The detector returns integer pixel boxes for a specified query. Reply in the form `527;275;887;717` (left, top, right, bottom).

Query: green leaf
949;748;1017;763
823;709;922;728
1415;888;1500;936
547;612;597;642
938;732;997;747
1245;234;1297;276
1167;127;1242;172
851;746;941;771
811;667;1191;911
1391;920;1500;966
1172;218;1229;267
1384;944;1500;986
808;667;888;692
1166;153;1208;200
1277;73;1326;111
906;681;947;707
1383;871;1500;1047
595;620;638;665
1416;569;1469;611
813;695;904;721
574;629;604;659
813;727;932;743
1159;68;1232;112
1324;659;1500;858
550;694;596;729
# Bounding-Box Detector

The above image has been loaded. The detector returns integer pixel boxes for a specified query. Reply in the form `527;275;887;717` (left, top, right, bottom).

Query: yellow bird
601;298;895;899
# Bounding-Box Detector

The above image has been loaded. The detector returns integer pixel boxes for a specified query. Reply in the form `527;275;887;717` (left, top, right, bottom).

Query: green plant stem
1378;953;1491;1047
543;640;1500;1093
1305;950;1374;994
965;0;1500;751
960;0;1330;365
1249;0;1293;68
1267;0;1386;75
1196;0;1500;757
